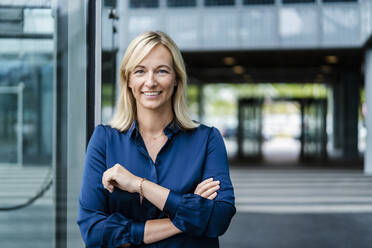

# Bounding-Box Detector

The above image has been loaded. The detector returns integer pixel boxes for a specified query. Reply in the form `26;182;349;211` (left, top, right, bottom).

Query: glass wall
0;3;54;248
101;0;118;123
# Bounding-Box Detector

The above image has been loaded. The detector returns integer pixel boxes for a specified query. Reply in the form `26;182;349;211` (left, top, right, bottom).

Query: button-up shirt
77;121;236;248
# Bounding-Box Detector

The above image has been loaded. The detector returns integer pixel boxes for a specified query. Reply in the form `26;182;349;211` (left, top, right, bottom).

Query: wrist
134;176;142;193
139;177;146;196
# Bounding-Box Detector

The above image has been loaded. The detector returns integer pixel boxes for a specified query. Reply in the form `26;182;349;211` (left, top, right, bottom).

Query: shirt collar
128;120;139;140
128;119;181;140
164;120;181;136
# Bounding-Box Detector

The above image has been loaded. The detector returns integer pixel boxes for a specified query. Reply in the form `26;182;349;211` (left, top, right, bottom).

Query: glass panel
101;5;118;123
241;7;277;48
167;0;197;7
283;0;315;3
279;6;318;46
0;4;54;248
128;14;162;41
323;0;357;2
243;0;274;4
360;0;372;43
129;0;159;8
205;0;235;7
203;11;239;48
166;12;199;49
104;0;117;8
322;4;360;46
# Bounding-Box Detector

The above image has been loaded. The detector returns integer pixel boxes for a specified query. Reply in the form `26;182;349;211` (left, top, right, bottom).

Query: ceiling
182;48;363;84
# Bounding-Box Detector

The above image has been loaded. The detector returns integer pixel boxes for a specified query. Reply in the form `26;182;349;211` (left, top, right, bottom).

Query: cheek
128;80;139;94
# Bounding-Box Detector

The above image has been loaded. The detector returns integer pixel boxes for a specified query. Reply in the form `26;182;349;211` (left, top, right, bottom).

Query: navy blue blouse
77;121;236;248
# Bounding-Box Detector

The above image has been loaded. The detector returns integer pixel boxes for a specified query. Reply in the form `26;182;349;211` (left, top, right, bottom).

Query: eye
158;69;169;74
134;69;144;74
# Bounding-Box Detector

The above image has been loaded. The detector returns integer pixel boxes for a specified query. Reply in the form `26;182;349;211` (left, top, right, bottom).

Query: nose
144;71;157;88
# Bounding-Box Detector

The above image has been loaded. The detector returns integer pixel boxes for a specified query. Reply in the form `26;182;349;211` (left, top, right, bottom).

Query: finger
198;178;213;187
102;171;109;190
102;171;114;193
196;180;220;195
195;178;215;195
194;178;213;194
207;192;217;200
201;185;220;198
108;181;115;193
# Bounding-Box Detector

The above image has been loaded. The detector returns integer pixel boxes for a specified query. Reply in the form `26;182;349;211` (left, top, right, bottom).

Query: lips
143;91;161;96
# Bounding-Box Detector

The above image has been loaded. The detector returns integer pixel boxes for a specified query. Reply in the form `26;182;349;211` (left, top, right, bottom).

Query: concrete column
332;83;344;151
332;71;360;161
197;84;204;123
365;50;372;174
342;71;360;160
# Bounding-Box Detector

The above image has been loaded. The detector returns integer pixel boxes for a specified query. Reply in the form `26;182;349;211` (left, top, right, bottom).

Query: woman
78;31;235;247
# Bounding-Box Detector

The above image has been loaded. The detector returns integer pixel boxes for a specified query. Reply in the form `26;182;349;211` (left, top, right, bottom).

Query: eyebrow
134;65;172;70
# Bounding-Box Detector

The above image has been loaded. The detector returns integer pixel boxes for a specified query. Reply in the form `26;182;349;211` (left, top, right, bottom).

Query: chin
139;101;172;112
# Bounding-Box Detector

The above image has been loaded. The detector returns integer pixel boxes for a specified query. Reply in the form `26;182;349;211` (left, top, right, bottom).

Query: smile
143;91;161;96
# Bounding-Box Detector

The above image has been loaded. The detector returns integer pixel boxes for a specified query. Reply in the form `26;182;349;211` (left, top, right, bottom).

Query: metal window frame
0;84;24;166
53;0;101;247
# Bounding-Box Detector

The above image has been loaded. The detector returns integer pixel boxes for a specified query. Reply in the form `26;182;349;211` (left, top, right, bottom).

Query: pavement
220;167;372;248
1;166;372;248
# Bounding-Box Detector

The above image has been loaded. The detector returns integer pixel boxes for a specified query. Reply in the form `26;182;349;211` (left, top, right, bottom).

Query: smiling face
128;44;177;114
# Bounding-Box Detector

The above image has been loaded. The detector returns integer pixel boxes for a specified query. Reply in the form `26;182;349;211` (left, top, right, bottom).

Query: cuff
130;221;145;245
163;190;183;218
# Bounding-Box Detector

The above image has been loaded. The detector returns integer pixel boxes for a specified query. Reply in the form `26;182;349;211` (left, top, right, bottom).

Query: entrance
237;97;327;163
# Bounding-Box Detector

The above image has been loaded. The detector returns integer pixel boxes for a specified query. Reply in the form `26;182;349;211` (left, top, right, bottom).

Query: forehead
137;44;173;66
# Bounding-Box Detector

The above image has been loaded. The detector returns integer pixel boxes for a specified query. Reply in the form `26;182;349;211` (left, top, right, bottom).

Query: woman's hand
102;164;141;193
194;178;220;200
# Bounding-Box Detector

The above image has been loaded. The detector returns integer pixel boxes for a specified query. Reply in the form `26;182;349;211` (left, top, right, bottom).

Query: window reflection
129;0;159;8
0;4;54;248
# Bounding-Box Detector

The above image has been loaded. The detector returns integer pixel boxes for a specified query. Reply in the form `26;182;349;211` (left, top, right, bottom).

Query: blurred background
1;0;372;247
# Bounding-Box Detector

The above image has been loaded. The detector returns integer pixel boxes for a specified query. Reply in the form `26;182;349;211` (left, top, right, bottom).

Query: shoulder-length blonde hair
109;31;199;132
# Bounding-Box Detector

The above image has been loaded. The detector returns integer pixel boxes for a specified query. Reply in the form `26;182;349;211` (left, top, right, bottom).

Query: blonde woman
78;31;235;247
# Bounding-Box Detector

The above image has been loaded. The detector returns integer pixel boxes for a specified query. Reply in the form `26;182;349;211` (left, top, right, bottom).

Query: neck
137;105;174;135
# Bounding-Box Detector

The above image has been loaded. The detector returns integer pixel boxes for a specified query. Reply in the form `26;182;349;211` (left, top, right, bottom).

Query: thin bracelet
139;178;146;204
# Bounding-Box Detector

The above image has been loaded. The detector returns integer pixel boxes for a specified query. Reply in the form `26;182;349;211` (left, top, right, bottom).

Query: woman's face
128;44;177;113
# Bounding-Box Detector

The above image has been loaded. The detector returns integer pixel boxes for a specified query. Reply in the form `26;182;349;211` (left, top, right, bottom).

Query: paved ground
1;166;372;247
220;167;372;248
220;212;372;248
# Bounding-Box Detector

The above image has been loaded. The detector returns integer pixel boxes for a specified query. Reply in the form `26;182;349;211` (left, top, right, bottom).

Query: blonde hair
109;31;199;132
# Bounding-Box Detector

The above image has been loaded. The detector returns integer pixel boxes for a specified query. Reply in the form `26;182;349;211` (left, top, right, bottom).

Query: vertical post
300;100;305;160
237;99;243;158
258;99;263;158
95;0;102;126
54;0;89;247
17;83;24;167
197;83;204;123
332;82;344;151
342;71;360;160
321;99;328;160
87;0;102;143
365;50;372;174
54;0;69;246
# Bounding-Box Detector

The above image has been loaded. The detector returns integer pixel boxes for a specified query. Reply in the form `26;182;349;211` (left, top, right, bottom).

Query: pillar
197;84;204;123
332;71;360;161
332;82;344;151
365;50;372;174
341;71;360;160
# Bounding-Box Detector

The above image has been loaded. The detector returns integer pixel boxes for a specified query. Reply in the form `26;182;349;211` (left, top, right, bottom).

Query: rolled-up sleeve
163;127;236;237
77;125;145;247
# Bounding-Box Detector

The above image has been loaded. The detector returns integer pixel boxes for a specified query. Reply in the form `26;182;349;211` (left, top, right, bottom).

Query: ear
128;80;132;89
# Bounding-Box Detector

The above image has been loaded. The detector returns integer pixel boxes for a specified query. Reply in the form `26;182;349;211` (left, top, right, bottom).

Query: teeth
143;91;161;96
